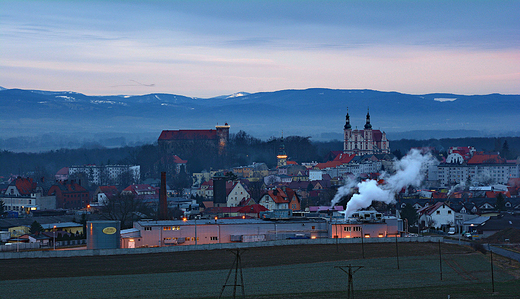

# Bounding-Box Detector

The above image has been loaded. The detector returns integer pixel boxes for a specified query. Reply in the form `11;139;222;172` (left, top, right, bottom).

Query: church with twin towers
343;109;390;155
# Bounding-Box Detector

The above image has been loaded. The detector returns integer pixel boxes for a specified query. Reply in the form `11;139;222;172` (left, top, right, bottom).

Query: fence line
0;236;442;260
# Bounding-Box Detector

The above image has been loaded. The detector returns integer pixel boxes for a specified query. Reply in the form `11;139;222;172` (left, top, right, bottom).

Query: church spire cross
344;107;352;130
364;107;372;129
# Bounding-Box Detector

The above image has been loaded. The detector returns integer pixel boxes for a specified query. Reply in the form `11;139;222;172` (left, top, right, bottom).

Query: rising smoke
330;149;435;218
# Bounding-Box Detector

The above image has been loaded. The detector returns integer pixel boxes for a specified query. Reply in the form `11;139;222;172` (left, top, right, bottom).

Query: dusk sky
1;0;519;97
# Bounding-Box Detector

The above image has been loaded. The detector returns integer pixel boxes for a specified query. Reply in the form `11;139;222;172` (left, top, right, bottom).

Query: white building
1;178;56;213
69;165;140;186
437;163;519;187
226;182;251;207
343;111;390;155
417;202;455;229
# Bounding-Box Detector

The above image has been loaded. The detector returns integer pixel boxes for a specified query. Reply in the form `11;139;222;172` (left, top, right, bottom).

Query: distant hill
0;88;518;151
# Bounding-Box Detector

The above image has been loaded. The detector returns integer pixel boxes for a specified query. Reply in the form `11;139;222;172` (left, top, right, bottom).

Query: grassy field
1;242;519;298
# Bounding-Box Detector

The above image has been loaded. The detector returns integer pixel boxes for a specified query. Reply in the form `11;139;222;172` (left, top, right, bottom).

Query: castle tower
215;123;230;155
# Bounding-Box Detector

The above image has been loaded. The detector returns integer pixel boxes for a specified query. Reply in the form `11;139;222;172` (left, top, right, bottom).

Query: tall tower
277;133;287;167
343;109;352;152
215;123;230;155
363;108;372;152
212;172;227;207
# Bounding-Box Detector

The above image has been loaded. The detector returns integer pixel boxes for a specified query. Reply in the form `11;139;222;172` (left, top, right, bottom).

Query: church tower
277;133;287;167
343;109;390;155
343;109;352;152
363;108;373;152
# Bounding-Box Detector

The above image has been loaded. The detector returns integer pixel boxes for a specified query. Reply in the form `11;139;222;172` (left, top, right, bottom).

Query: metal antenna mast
335;264;364;299
219;248;246;299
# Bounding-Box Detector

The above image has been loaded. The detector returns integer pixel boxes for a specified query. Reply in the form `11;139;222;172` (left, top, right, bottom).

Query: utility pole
489;244;495;293
335;264;364;299
439;240;443;281
361;226;365;259
395;235;400;270
219;249;246;299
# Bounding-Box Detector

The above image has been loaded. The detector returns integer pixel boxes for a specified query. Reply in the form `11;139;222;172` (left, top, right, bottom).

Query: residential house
19;233;51;245
48;181;89;209
417;201;455;230
258;187;301;211
1;177;56;214
91;186;119;207
121;184;159;202
226;181;251;207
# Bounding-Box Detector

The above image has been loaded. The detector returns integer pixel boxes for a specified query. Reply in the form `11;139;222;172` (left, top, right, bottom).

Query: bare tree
100;192;150;229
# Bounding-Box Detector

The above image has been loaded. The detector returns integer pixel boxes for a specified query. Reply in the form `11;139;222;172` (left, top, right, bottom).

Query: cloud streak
1;1;519;96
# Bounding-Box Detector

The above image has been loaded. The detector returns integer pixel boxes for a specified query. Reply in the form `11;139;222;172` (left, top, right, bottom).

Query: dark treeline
390;137;520;159
0;133;518;184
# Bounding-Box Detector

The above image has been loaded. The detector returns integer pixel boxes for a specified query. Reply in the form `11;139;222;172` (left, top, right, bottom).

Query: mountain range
0;87;518;151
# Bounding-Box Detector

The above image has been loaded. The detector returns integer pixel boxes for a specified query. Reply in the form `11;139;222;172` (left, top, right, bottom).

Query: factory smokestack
159;172;169;220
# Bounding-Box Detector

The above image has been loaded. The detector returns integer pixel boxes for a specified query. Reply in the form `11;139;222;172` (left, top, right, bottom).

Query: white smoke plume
330;149;435;218
447;181;465;197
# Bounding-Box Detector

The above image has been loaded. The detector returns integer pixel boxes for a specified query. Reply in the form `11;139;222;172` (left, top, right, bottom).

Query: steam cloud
331;149;435;218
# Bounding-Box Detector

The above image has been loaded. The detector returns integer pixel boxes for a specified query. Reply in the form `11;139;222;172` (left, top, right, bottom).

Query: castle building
158;123;230;156
343;110;390;155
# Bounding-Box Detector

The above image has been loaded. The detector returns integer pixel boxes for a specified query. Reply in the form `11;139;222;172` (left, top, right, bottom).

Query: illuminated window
163;226;171;231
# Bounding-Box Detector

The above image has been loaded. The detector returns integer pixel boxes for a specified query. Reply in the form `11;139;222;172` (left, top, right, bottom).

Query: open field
1;242;519;298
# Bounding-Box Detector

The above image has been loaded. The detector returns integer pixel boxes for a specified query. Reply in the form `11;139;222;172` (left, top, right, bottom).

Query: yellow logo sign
102;227;117;235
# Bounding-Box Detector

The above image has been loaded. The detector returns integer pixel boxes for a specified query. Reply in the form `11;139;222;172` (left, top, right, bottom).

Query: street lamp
53;225;57;250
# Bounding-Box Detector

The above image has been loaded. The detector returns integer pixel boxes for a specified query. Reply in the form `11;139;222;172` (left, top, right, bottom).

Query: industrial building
120;211;401;249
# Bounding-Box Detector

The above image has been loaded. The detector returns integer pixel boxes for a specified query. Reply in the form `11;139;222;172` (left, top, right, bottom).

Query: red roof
158;155;188;164
13;177;37;195
237;204;269;214
158;130;217;140
508;178;520;187
467;153;505;164
99;186;118;195
333;153;356;163
265;188;289;204
417;202;453;215
432;192;447;199
56;167;69;175
201;181;213;187
372;130;383;142
123;184;158;193
315;161;343;170
485;191;510;198
204;207;242;214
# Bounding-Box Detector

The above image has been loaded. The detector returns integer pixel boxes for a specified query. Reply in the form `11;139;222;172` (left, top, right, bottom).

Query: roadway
443;235;520;263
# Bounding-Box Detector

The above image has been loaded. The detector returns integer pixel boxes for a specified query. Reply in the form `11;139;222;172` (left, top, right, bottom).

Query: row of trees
1;134;519;191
